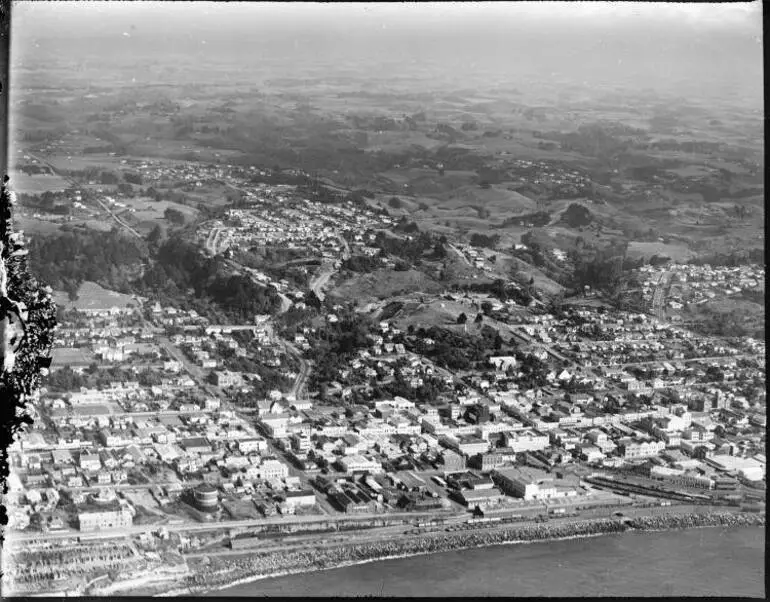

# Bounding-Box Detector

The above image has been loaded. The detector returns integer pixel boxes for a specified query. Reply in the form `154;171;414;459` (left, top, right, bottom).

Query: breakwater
173;511;765;595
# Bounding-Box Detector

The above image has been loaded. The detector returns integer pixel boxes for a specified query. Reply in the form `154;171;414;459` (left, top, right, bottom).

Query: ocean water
214;526;765;597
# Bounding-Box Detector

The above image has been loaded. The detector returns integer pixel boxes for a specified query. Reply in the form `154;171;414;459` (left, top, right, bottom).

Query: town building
78;503;133;532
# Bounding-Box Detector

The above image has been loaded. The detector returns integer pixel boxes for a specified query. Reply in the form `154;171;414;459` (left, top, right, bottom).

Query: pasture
10;172;70;194
627;241;694;262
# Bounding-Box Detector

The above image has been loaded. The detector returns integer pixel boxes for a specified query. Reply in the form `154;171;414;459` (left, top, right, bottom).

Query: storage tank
194;483;219;510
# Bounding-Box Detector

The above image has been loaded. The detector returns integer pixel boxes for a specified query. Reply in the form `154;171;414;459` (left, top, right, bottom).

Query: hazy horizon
10;1;763;104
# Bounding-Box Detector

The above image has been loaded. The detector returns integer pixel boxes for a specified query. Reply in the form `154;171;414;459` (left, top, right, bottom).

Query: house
52;449;74;467
204;398;221;411
213;370;244;388
489;356;517;372
79;452;102;472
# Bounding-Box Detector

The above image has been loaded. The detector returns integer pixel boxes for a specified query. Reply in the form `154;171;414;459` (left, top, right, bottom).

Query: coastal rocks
627;511;765;531
181;511;765;594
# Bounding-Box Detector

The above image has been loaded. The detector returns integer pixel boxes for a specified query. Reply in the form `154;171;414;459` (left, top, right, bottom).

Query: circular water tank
194;484;219;510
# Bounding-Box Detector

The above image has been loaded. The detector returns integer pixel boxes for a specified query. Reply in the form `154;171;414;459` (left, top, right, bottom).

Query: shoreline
155;510;765;597
201;531;612;596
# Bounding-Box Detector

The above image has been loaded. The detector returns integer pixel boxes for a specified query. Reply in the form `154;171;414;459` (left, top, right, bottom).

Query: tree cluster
28;227;149;297
139;237;282;322
342;254;382;273
409;325;503;371
469;233;500;249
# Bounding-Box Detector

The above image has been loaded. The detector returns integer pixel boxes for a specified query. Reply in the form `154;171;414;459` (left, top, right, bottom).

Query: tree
164;207;186;225
548;292;565;315
433;242;447;259
124;172;143;185
705;366;725;382
100;171;119;185
456;313;468;325
117;182;134;197
470;233;499;249
388;196;404;209
147;224;163;249
474;312;484;324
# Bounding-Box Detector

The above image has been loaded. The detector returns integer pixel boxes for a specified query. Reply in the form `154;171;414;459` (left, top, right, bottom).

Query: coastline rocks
626;511;765;531
184;512;765;593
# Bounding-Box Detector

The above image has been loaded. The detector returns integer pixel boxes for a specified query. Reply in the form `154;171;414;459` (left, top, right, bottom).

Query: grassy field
506;256;566;296
53;280;138;311
626;241;693;262
434;184;537;215
379;168;477;196
73;218;115;232
363;130;445;152
17;215;64;236
39;153;128;173
10;172;70;194
121;196;200;222
393;298;479;331
331;268;444;304
419;215;499;233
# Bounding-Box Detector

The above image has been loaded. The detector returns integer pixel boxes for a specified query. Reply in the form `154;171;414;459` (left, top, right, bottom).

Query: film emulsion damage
0;0;57;562
0;175;58;543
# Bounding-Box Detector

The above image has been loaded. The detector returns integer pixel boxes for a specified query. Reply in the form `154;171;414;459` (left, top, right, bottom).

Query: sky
10;1;763;98
12;1;762;37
